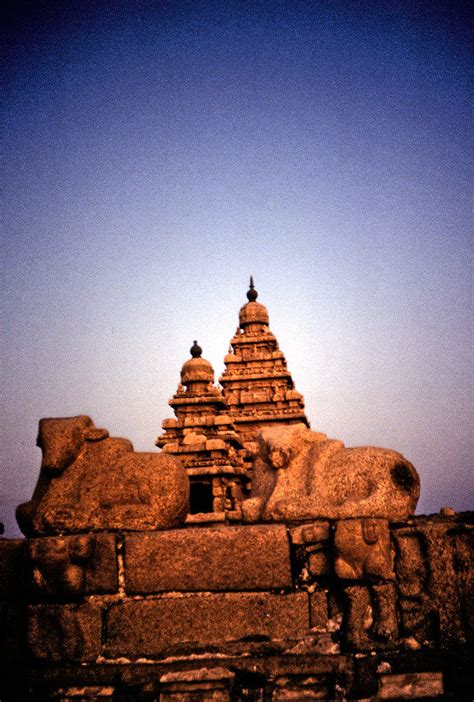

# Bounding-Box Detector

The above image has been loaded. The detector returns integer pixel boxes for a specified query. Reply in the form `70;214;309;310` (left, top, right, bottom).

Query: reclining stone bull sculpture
17;415;189;536
242;423;420;522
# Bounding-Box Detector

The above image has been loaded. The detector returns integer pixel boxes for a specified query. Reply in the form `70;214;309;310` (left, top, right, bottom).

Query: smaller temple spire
190;340;202;358
247;275;258;302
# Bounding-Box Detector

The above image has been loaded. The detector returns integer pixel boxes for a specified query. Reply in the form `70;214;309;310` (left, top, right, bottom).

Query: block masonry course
104;592;310;658
124;524;292;593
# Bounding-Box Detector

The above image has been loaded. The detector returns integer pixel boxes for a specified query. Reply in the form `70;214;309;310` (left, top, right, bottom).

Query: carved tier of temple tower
156;341;250;521
219;278;309;457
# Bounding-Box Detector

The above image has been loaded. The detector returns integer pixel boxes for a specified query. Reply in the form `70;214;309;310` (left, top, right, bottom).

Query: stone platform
1;513;472;700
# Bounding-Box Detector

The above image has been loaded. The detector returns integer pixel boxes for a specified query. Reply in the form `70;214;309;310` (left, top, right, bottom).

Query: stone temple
1;280;472;701
156;278;309;520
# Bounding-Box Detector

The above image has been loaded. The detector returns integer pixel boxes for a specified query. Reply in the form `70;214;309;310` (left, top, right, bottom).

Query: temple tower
156;341;250;521
219;278;309;459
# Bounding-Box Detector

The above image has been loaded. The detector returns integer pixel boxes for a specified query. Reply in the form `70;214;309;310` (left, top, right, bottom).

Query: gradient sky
2;0;472;537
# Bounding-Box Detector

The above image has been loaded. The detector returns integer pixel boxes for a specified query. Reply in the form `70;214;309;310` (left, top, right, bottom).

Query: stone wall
1;513;472;701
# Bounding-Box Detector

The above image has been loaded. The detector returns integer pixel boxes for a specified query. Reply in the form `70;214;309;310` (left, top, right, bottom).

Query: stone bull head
16;416;189;536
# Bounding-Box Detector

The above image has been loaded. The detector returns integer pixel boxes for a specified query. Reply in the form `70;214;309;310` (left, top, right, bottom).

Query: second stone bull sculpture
242;423;420;522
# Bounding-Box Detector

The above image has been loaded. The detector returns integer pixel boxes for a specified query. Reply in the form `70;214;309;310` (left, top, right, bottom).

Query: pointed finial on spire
190;340;202;358
247;275;258;301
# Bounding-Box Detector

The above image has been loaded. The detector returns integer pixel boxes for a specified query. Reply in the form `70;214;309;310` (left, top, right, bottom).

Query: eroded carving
334;519;394;581
343;583;398;649
242;423;419;522
28;535;94;600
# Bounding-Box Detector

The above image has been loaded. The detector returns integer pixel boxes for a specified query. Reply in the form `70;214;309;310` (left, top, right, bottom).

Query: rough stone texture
242;424;419;522
0;539;25;600
105;593;310;658
291;521;333;580
334;519;394;580
124;525;291;593
290;522;330;546
452;524;474;639
85;533;118;593
160;668;235;702
26;534;117;600
343;586;373;650
3;515;472;701
341;582;399;650
307;550;331;578
393;518;474;645
309;589;329;630
16;416;189;534
372;583;398;641
378;671;443;699
27;603;102;662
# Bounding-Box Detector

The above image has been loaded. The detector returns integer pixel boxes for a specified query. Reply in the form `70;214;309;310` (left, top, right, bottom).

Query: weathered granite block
453;526;474;639
343;586;372;649
0;539;25;600
105;593;309;658
86;533;118;593
393;519;474;644
393;530;426;598
309;589;329;630
27;603;102;662
124;525;291;593
307;550;331;578
372;583;398;640
27;534;118;600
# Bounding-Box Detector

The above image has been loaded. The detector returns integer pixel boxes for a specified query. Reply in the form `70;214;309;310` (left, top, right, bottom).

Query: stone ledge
124;525;292;593
104;592;309;658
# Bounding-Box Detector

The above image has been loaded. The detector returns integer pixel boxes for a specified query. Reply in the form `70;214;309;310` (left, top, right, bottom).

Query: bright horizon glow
2;0;472;537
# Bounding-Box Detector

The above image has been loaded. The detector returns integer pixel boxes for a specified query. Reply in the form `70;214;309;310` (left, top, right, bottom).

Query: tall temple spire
219;280;309;460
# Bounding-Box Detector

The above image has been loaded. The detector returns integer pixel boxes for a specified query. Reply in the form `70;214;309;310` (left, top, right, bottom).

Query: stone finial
190;340;202;358
181;343;214;386
247;276;258;302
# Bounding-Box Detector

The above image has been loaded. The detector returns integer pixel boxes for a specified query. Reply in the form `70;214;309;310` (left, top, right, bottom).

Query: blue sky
2;0;472;536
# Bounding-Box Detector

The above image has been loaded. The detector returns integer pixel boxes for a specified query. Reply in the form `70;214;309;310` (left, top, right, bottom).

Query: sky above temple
2;0;472;536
